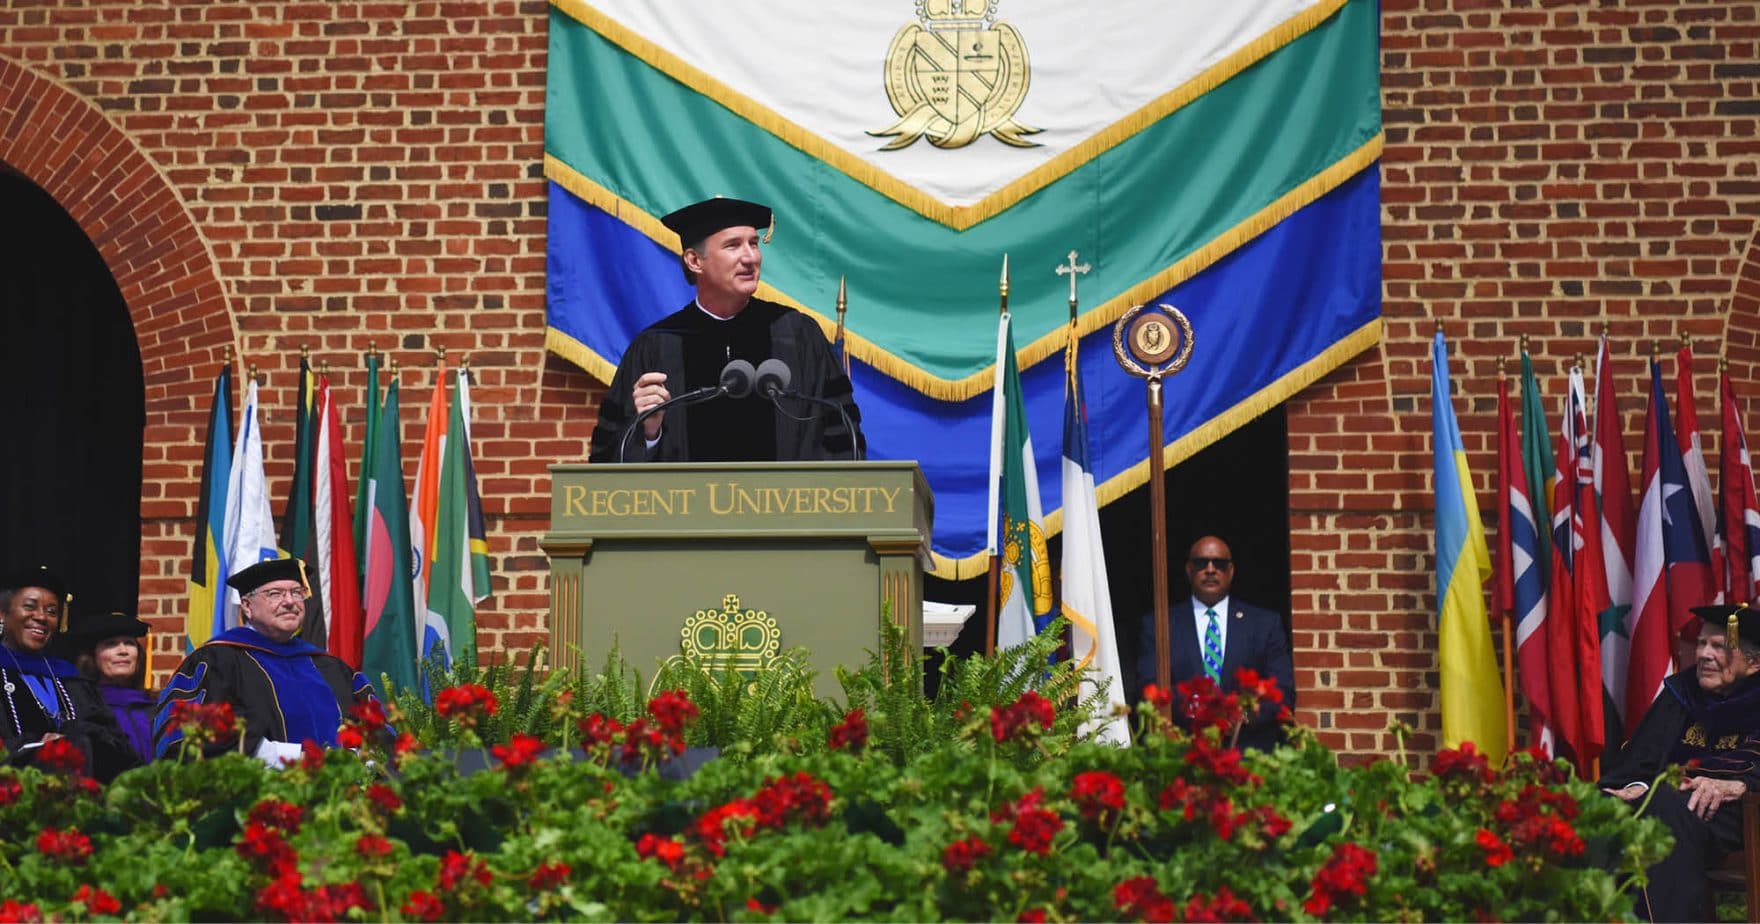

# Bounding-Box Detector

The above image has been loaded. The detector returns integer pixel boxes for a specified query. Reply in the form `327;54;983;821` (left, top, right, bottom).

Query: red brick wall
3;0;1759;763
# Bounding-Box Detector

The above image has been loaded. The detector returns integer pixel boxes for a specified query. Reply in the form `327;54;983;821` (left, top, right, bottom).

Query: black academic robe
153;626;379;760
1599;670;1760;922
0;648;139;782
588;298;864;463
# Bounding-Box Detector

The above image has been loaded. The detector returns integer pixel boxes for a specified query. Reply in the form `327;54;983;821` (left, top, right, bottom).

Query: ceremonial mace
1111;294;1194;717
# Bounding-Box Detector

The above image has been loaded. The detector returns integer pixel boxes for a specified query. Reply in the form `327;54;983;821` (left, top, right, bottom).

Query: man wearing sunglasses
1136;535;1295;751
153;558;382;765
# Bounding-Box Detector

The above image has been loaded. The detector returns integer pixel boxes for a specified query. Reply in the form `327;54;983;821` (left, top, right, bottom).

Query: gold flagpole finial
300;344;310;362
224;344;235;365
1650;340;1660;361
248;363;259;387
1499;356;1507;378
836;276;850;375
319;360;331;378
999;253;1010;315
1681;332;1693;351
1722;354;1730;373
388;355;399;379
1518;333;1529;354
1601;320;1610;339
1055;250;1091;323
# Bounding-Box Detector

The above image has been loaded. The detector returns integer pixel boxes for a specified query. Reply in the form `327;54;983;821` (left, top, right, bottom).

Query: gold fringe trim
929;317;1382;579
546;136;1382;401
545;327;618;386
1063;601;1098;673
551;0;1353;230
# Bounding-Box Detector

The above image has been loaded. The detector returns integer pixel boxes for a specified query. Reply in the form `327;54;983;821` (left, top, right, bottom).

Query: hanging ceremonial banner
545;0;1383;576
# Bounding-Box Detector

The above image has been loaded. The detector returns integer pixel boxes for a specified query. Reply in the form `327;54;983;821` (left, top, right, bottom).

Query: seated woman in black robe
0;566;139;782
73;610;156;766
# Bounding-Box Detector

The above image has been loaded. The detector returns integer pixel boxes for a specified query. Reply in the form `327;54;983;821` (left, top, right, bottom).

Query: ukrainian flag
1431;330;1508;763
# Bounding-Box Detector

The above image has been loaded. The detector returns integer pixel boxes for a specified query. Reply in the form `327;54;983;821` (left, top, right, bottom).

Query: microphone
756;359;865;462
754;358;791;400
616;359;756;462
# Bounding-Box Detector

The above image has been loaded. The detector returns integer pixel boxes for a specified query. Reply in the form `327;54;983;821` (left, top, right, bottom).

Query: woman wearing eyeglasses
152;558;383;765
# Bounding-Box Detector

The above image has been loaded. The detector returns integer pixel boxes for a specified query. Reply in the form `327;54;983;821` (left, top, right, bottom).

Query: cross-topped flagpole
1056;250;1091;311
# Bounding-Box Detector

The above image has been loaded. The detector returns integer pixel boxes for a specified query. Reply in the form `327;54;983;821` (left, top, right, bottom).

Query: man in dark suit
1136;535;1295;751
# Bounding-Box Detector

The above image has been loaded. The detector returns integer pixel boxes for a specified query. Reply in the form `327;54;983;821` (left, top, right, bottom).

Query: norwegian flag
1626;360;1674;732
1545;367;1591;771
1498;367;1553;750
1719;371;1760;605
1675;343;1721;604
1588;337;1635;735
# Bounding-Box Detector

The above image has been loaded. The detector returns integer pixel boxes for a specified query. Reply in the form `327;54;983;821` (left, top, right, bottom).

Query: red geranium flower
1476;828;1514;867
1435;742;1494;784
1181;885;1254;922
433;683;499;727
529;861;570;890
753;772;834;829
236;822;298;877
366;783;402;814
1141;683;1173;711
578;713;625;747
696;799;760;857
336;725;365;749
647;689;700;735
393;732;422;760
1305;842;1377;916
168;699;237;746
746;897;778;915
990;691;1056;742
355;834;395;859
635;832;685;869
1008;806;1064;855
437;849;493;892
1114;876;1174;923
350;698;387;731
828;707;869;751
248;798;305;833
401;890;445;922
35;736;86;775
0;776;20;806
0;900;43;923
942;836;991;873
1018;910;1047;923
1071;770;1126;822
70;884;121;916
36;827;93;864
491;733;546;770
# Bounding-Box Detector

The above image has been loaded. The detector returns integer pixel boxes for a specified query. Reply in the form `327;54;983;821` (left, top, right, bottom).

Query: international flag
1656;359;1716;642
1513;350;1556;753
1544;366;1588;770
426;369;494;669
1627;359;1675;731
1496;364;1550;751
1587;337;1633;740
353;351;382;580
410;363;450;666
314;376;364;668
223;377;281;620
1429;330;1506;763
1060;322;1127;746
1673;344;1719;614
185;362;233;649
544;0;1383;578
362;379;419;695
1566;373;1606;769
990;311;1050;650
282;354;328;649
1719;371;1760;603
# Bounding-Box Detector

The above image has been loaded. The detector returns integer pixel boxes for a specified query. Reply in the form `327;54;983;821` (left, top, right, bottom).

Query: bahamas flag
185;362;233;649
1430;331;1508;763
546;0;1382;576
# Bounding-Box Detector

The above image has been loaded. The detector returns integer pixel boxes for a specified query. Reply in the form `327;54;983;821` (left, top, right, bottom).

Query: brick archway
0;56;234;638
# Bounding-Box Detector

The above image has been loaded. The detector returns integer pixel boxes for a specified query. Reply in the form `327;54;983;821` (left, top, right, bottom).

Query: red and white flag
1588;337;1634;732
313;377;364;668
1675;343;1721;605
1719;371;1760;604
1545;368;1590;771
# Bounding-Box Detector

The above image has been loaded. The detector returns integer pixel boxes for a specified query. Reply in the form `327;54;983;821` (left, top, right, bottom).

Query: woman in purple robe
73;611;155;765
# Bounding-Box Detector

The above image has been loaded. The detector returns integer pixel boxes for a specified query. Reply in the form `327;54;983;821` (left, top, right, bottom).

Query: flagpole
1499;354;1517;757
985;257;1007;655
836;276;850;377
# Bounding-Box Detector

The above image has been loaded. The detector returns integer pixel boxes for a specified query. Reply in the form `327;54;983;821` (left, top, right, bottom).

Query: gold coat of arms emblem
870;0;1040;150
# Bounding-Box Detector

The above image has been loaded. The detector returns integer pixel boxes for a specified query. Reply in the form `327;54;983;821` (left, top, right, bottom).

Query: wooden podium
541;461;932;696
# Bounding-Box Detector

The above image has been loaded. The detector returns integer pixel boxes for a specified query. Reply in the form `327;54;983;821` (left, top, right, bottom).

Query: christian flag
1430;331;1506;763
545;0;1382;577
990;311;1050;650
185;362;233;649
362;379;419;694
1061;324;1127;745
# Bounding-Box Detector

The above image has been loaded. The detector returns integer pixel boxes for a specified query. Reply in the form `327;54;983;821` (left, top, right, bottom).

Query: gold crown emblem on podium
678;593;782;675
917;0;998;31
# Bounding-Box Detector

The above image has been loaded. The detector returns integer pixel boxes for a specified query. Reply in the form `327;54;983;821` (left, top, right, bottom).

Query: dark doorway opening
924;406;1290;699
0;168;144;623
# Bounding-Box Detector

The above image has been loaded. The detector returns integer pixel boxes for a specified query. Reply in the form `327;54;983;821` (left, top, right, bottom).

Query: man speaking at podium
588;197;863;463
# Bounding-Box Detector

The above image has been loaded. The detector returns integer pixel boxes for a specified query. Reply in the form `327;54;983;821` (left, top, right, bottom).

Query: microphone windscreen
755;358;792;396
719;359;756;398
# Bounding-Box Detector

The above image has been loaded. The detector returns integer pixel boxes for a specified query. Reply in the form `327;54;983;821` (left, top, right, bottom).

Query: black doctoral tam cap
1690;603;1760;650
1;565;67;599
660;197;772;248
226;558;309;596
74;610;150;642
